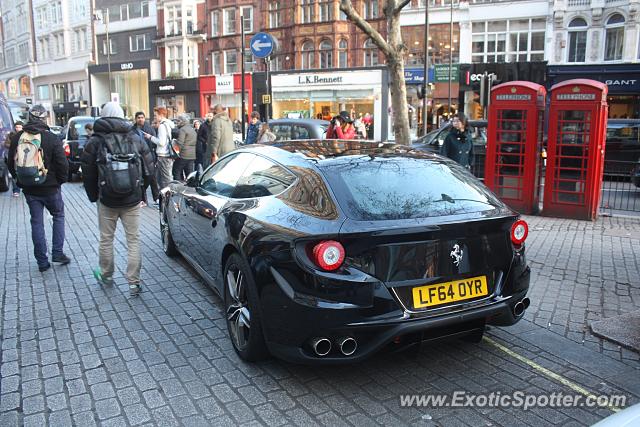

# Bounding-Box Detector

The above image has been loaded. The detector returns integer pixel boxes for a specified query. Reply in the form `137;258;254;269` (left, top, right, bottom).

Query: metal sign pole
422;0;429;136
240;12;246;141
265;57;271;121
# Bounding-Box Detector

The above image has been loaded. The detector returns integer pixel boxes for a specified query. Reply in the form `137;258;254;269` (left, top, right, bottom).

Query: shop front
547;64;640;119
199;74;252;123
88;60;156;119
459;62;547;120
269;69;388;141
149;78;200;120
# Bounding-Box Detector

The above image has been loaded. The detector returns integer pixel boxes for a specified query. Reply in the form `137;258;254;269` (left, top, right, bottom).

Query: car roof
237;140;438;170
268;118;330;126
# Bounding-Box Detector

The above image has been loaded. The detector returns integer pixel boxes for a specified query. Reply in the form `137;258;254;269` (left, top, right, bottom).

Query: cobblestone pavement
1;183;639;427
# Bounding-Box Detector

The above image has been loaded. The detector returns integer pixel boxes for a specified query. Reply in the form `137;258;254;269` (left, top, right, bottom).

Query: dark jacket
132;121;157;161
196;120;210;165
8;120;68;196
81;117;159;208
245;121;261;145
440;128;474;168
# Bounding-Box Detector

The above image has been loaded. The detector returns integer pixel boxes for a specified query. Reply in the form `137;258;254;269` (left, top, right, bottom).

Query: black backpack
97;132;143;204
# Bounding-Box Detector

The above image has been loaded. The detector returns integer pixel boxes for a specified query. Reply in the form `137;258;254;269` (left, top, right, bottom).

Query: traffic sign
250;32;274;58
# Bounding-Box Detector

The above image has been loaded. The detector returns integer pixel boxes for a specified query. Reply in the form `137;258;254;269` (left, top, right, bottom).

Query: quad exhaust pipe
513;297;531;317
310;338;332;356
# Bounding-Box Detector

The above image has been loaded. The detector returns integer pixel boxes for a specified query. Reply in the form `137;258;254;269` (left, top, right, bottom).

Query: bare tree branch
339;0;393;57
394;0;412;15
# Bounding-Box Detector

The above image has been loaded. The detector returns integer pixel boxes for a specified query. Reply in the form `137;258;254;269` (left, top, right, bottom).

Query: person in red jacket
326;111;356;140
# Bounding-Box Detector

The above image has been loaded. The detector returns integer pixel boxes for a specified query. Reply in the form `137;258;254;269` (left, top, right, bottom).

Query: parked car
632;160;640;188
61;116;97;180
0;94;15;192
7;101;29;123
159;140;531;363
267;119;330;141
604;119;640;177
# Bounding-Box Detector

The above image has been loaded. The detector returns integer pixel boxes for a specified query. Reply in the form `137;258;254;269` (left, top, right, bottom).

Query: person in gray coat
173;114;197;180
205;104;234;166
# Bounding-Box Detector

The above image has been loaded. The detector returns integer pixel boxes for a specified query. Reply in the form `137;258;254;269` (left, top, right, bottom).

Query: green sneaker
93;268;114;286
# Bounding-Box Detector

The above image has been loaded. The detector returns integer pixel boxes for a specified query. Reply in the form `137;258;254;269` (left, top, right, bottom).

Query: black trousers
173;159;195;181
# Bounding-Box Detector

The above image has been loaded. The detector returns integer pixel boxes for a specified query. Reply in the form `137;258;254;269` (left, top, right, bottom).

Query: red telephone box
543;79;608;220
485;81;546;214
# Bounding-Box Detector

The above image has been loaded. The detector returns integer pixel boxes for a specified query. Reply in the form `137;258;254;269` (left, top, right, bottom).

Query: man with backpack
7;105;70;272
81;102;159;295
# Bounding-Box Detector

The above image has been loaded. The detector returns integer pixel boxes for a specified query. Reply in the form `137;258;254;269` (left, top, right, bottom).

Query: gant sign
605;79;637;87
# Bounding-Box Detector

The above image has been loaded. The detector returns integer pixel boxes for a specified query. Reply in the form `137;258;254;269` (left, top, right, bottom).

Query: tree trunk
387;8;410;146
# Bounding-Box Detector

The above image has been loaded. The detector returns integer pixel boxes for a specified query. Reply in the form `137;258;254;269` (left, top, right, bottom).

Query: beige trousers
98;203;141;284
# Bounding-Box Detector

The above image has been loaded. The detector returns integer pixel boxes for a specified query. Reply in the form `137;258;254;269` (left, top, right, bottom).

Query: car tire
460;327;485;343
223;253;269;362
160;210;178;257
0;170;9;192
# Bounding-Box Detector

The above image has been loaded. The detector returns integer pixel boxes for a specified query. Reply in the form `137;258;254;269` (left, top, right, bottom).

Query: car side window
199;153;255;197
271;125;291;141
232;156;296;199
292;126;310;140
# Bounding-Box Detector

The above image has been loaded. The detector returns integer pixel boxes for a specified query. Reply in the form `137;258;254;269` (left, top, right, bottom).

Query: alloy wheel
226;268;251;352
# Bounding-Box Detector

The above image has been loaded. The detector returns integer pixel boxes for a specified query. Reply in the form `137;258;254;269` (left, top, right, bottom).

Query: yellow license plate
412;275;488;309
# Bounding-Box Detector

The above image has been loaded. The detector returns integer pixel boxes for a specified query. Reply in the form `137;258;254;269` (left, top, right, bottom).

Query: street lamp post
105;11;112;94
422;0;429;136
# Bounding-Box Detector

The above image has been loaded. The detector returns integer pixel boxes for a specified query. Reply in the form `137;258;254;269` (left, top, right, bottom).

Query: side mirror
186;170;200;188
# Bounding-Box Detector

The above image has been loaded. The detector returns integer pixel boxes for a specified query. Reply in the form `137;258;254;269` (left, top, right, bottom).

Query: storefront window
37;84;49;100
156;94;186;119
110;69;150;118
205;92;249;123
604;14;625;61
53;83;67;103
19;76;31;96
68;81;87;101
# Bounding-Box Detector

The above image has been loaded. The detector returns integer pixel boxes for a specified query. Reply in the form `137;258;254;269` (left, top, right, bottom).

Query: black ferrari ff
159;140;531;363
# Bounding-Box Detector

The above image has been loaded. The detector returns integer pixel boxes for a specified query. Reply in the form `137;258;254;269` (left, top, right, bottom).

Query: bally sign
216;75;234;94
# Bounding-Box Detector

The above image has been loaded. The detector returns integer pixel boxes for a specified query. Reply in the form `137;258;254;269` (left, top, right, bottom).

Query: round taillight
63;143;70;156
511;220;528;246
312;240;345;271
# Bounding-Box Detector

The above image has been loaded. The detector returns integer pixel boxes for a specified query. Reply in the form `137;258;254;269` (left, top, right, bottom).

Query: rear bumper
259;261;530;364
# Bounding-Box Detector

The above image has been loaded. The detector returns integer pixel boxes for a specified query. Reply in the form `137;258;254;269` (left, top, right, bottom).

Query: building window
167;45;183;75
338;39;348;67
472;19;544;63
102;38;116;55
567;18;587;63
36;7;46;29
301;0;313;24
186;7;195;34
166;6;182;36
17;42;29;64
224;8;236;35
211;11;220;36
604;14;625;61
364;0;379;19
212;51;221;74
50;1;63;24
364;38;379;66
272;55;283;71
37;85;49;100
241;6;253;33
319;0;332;22
301;41;314;69
73;28;87;53
244;49;255;72
54;33;65;56
319;40;332;68
120;4;129;21
224;50;238;73
269;2;281;28
130;34;150;52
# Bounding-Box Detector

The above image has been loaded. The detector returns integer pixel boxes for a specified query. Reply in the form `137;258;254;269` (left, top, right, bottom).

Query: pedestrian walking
146;106;174;190
7;105;70;272
245;111;261;145
173;114;197;180
440;112;474;170
206;104;234;166
196;112;212;171
257;123;276;143
4;120;23;197
85;123;94;137
80;102;159;295
326;111;356;140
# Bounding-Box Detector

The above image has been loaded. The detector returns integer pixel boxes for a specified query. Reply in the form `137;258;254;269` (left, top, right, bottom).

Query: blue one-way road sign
250;32;275;59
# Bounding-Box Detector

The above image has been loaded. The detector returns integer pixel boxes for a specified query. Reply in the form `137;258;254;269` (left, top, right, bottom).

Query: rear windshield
68;118;95;139
320;156;503;220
